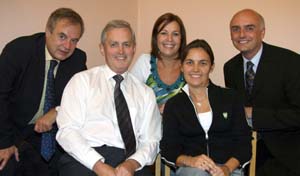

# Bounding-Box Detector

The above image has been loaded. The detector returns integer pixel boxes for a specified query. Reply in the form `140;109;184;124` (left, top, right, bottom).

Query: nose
63;40;72;50
167;34;173;41
118;46;124;54
193;63;200;72
239;29;245;38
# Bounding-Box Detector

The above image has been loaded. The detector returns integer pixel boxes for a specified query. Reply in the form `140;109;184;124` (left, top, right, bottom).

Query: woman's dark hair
150;13;186;59
181;39;215;65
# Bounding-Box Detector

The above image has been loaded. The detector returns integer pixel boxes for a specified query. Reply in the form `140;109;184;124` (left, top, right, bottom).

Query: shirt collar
243;44;263;72
45;46;60;63
182;84;208;97
103;65;129;82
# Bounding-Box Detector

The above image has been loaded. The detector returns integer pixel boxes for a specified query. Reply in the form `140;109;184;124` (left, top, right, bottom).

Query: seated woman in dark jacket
160;39;251;176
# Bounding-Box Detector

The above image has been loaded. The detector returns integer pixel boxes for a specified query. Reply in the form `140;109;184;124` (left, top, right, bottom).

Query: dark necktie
245;61;255;95
113;75;136;158
41;60;58;161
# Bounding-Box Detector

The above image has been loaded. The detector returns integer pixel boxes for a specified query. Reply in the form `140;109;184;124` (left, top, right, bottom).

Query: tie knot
50;60;58;69
246;61;254;69
113;74;124;84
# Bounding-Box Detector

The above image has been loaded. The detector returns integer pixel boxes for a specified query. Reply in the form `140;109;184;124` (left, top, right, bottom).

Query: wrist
222;165;231;176
178;155;191;167
126;159;140;171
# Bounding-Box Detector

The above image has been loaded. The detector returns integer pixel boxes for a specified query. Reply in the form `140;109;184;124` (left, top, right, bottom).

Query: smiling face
230;9;265;59
182;48;214;88
46;19;82;61
157;21;181;59
100;27;136;74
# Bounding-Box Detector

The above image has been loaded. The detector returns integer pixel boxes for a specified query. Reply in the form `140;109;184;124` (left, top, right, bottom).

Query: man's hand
0;145;19;170
115;159;140;176
244;107;253;119
158;104;165;114
93;160;116;176
34;108;57;133
177;154;218;173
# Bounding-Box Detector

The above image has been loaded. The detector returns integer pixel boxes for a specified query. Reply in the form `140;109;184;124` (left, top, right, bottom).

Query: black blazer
0;33;87;148
224;42;300;174
160;82;251;167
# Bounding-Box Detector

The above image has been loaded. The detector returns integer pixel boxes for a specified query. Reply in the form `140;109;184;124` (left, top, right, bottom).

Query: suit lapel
34;36;46;107
252;43;273;96
235;56;245;91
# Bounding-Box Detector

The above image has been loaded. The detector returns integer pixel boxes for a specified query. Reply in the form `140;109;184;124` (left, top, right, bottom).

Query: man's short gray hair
101;20;136;44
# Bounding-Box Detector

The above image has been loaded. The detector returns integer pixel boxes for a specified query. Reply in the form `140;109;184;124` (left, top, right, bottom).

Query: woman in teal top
131;12;186;113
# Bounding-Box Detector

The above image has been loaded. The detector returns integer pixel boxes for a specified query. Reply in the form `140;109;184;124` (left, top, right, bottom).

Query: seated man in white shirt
56;19;161;176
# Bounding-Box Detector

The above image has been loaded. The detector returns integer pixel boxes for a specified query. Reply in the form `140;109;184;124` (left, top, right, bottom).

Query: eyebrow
231;24;256;28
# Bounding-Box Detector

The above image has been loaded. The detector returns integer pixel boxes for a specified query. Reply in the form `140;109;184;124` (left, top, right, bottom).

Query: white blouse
197;111;212;137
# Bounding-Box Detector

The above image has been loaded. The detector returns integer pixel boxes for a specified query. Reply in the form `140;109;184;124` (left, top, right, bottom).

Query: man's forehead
106;38;132;44
104;28;134;43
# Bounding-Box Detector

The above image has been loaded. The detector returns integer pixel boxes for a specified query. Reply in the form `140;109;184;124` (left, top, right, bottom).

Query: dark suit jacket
160;82;251;168
0;33;87;149
224;42;300;174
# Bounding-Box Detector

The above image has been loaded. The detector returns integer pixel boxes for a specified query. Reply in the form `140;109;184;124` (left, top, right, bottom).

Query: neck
158;57;181;69
242;43;262;59
189;87;207;101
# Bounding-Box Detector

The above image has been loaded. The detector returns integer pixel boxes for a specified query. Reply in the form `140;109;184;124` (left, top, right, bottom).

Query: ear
99;43;105;56
210;64;215;73
180;64;184;72
261;27;266;39
133;43;136;54
45;28;51;37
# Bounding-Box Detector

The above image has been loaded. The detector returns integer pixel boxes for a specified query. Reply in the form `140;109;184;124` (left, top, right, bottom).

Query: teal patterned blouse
146;55;185;105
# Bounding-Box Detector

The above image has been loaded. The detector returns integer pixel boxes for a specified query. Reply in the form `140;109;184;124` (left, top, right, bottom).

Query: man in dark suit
224;9;300;176
0;8;87;176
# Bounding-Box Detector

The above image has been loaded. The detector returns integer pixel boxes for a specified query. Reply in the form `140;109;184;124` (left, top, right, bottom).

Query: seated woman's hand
188;154;218;173
210;165;231;176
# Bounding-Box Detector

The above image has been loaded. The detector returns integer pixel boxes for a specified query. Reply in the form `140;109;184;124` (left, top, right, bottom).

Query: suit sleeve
224;62;236;89
230;91;252;164
0;41;22;148
223;62;231;88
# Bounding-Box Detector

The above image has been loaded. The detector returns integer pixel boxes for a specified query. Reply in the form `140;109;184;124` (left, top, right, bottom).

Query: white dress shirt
243;44;263;74
56;65;161;170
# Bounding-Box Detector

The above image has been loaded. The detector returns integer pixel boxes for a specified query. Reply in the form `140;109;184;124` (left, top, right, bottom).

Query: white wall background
1;0;299;86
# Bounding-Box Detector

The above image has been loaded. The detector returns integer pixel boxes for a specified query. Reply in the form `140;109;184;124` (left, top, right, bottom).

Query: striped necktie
245;61;255;95
41;60;58;161
113;74;136;158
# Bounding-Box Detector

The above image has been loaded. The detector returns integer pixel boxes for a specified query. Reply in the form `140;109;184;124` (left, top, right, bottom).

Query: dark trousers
0;129;62;176
256;139;299;176
58;145;153;176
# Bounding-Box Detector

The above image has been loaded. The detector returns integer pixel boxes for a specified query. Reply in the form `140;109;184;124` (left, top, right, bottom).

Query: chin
56;57;68;61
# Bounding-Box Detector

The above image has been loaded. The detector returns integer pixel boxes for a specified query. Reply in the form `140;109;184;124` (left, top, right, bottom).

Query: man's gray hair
101;19;136;44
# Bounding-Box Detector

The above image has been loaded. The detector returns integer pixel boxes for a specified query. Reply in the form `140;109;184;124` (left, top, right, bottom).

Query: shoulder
3;33;44;51
263;42;300;59
71;48;86;59
165;89;189;106
131;54;151;67
70;66;100;84
209;82;240;101
64;48;87;66
131;53;151;68
130;54;152;82
127;72;157;101
224;53;242;68
128;73;152;91
137;53;151;62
